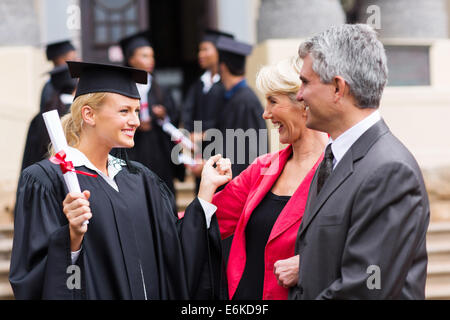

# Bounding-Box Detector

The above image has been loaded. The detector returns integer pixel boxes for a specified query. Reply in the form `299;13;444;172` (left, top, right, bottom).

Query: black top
233;191;291;300
10;159;223;299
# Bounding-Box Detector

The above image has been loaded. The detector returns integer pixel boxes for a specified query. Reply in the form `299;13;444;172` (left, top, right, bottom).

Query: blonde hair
256;56;302;100
50;92;108;155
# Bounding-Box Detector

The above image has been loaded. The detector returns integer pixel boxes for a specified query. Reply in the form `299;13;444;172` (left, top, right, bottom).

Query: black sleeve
21;115;49;171
9;166;80;299
181;83;198;132
162;87;181;127
178;198;226;299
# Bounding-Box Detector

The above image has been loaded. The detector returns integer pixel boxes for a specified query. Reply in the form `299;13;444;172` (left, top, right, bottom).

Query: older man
274;24;429;299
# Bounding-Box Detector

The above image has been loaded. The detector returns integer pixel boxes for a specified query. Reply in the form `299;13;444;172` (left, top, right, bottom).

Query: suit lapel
298;119;390;237
268;154;323;243
299;152;354;236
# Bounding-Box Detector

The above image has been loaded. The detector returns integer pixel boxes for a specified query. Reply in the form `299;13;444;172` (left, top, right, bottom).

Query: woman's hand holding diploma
63;190;92;252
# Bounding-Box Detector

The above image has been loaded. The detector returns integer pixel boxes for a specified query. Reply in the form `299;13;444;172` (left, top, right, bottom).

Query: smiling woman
9;61;230;300
206;57;328;300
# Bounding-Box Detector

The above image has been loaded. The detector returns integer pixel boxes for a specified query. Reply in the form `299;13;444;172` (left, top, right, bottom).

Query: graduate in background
10;61;229;300
182;29;234;193
21;65;77;171
182;29;233;133
119;30;184;197
39;40;78;112
214;36;268;179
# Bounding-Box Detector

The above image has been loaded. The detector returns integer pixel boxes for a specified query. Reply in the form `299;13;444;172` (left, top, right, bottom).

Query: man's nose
296;88;304;102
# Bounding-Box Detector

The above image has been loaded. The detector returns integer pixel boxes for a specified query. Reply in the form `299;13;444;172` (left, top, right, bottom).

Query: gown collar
65;146;126;191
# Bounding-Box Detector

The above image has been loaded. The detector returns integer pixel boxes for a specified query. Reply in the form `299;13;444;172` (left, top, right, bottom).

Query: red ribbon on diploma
49;150;98;178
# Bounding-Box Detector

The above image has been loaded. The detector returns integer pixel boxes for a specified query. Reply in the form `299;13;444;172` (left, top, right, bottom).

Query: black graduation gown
182;79;226;132
39;80;55;113
21;97;71;171
9;159;223;300
21;113;49;171
127;78;184;196
214;85;268;178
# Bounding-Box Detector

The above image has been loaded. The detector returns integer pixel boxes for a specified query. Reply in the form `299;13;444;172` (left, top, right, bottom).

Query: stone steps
0;224;13;240
1;198;449;300
0;226;13;299
175;176;196;212
0;282;13;300
425;222;450;299
0;238;12;261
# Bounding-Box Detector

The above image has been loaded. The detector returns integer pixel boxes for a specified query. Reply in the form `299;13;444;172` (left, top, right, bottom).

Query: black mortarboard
215;37;253;57
202;29;234;46
49;65;77;94
216;37;253;75
119;30;152;61
66;61;148;99
46;40;75;61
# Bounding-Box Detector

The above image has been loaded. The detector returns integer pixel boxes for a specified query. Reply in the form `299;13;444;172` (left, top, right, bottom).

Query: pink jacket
212;145;323;300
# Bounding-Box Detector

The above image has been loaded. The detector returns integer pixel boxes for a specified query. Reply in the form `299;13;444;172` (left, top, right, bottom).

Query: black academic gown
182;79;226;132
39;80;55;113
127;78;184;196
10;160;223;300
214;84;268;178
21;96;71;171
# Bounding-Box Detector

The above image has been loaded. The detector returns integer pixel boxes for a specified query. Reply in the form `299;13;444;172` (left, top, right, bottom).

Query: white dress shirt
200;70;220;94
68;147;217;263
329;110;381;169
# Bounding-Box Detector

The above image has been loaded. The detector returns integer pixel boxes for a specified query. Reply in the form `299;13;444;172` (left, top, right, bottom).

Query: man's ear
333;76;347;103
81;105;95;126
219;61;227;75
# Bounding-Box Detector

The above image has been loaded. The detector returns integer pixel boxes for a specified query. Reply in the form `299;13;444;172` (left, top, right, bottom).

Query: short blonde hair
256;56;302;100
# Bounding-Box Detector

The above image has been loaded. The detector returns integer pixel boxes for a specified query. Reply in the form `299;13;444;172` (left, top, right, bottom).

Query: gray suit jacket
289;119;430;299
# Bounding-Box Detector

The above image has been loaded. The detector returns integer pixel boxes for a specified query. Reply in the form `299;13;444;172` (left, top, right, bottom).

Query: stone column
0;0;41;46
357;0;448;38
257;0;346;42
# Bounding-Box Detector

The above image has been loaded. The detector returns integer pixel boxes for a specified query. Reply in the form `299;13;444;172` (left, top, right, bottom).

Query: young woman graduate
9;61;230;300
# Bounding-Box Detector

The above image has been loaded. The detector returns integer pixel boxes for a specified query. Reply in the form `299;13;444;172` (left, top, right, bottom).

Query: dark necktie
317;144;334;195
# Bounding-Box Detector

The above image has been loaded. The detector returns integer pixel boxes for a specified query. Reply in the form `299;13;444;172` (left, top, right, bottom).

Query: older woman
199;57;328;300
10;61;229;300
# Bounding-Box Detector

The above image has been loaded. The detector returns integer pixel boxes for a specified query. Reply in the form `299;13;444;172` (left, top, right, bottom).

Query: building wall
217;0;260;43
0;46;51;223
246;38;450;169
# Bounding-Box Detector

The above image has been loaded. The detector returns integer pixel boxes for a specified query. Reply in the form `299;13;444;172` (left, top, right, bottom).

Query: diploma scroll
158;119;194;151
43;110;89;225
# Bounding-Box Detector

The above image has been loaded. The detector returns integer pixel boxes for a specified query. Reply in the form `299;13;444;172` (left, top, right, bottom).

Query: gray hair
298;24;388;109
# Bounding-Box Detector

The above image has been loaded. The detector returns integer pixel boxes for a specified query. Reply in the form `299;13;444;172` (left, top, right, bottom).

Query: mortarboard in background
46;40;76;61
215;37;253;75
202;29;234;47
66;61;147;99
119;30;152;62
